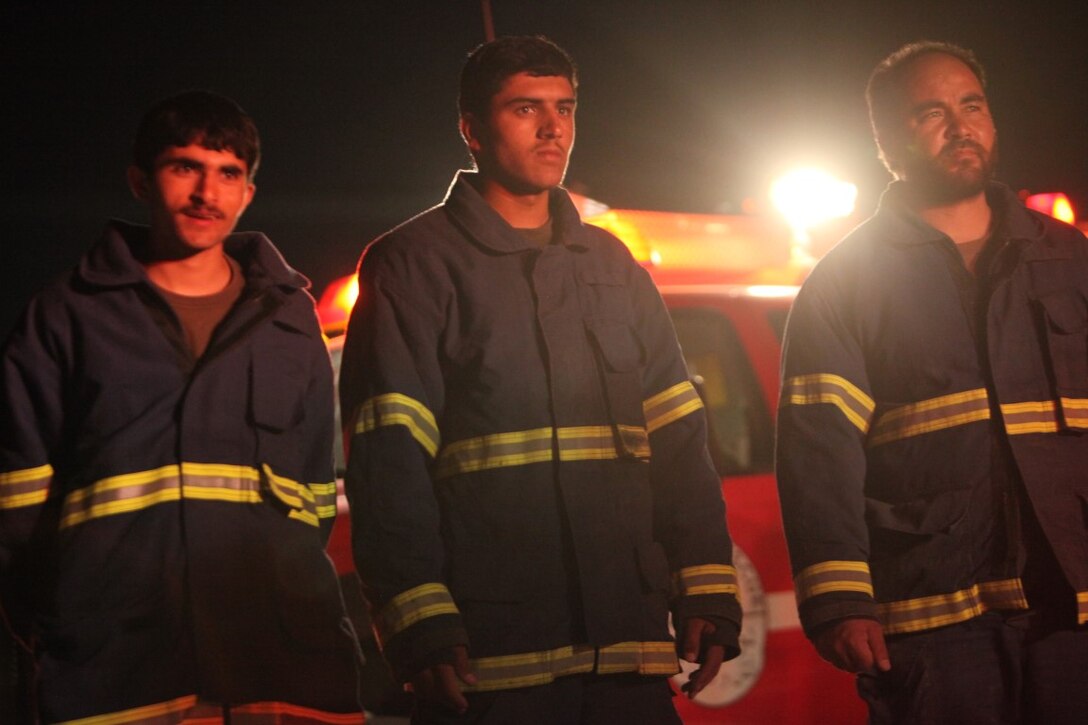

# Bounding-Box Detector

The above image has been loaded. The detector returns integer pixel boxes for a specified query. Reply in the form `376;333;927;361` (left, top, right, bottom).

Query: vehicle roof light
770;168;857;240
1024;192;1076;225
316;274;359;335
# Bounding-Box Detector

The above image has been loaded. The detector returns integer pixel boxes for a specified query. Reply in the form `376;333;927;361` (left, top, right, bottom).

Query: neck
476;176;552;229
907;187;992;245
144;245;233;296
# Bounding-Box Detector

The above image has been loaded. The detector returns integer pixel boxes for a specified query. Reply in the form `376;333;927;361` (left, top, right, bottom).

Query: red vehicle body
318;202;866;722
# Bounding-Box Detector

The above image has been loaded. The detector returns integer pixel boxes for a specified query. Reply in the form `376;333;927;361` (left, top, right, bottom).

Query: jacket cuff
798;594;879;640
371;582;469;682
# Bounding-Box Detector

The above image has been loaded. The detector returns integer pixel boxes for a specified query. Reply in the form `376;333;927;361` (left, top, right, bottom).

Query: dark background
4;1;1087;337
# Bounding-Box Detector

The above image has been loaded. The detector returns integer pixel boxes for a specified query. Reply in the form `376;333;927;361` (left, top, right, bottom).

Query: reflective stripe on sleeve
353;392;440;457
1001;398;1088;434
877;578;1028;635
794;560;874;601
643;380;704;434
59;463;320;530
868;388;990;447
1078;592;1088;626
781;373;874;434
228;702;365;724
309;480;339;520
0;463;53;509
435;425;650;479
375;583;460;641
463;641;679;692
674;564;739;597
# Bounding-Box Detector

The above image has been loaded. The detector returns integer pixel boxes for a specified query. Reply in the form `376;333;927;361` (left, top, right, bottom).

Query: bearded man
775;41;1088;724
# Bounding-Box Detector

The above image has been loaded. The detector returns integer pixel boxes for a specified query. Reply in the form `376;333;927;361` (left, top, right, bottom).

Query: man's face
128;143;255;256
883;53;997;201
462;72;576;195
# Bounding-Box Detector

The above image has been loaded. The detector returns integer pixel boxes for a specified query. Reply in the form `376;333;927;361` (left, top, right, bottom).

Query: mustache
181;206;225;219
940;139;987;157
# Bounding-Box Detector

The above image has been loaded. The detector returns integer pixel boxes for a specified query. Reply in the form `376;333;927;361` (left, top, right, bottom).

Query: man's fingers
681;617;714;662
452;644;478;686
868;625;892;672
683;644;725;699
435;665;469;713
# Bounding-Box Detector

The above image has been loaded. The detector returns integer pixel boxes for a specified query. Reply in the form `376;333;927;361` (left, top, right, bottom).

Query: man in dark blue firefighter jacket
0;91;362;723
777;41;1088;724
339;36;742;724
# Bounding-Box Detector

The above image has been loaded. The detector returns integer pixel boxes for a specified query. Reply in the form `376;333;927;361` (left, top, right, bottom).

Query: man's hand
679;616;725;699
814;618;891;674
410;645;477;714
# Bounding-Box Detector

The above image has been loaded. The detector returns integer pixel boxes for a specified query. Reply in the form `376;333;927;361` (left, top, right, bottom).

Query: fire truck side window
669;308;774;476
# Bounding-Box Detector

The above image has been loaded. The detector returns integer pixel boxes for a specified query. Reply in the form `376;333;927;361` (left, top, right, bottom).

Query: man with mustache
339;36;741;723
776;41;1088;723
0;91;362;723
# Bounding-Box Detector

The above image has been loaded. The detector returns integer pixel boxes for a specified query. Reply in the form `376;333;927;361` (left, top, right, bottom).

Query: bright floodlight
771;168;858;236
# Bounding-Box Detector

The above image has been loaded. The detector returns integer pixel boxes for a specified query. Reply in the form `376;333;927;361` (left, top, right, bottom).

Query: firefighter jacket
339;172;742;692
0;221;362;723
776;182;1088;639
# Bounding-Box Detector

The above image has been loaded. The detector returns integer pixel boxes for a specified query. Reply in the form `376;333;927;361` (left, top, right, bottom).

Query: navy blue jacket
340;173;741;692
0;221;361;723
777;183;1088;638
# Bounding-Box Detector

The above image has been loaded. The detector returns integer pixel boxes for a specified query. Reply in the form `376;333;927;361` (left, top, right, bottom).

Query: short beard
902;136;998;204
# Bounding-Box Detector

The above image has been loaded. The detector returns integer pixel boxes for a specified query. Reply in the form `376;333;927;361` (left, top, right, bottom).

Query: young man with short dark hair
0;90;362;723
340;36;742;724
776;41;1088;723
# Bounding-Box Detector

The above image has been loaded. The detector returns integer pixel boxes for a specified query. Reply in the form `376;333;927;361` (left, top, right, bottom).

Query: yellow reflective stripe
308;481;338;519
0;463;53;509
674;564;739;597
868;388;990;447
643;380;704;433
463;641;679;692
61;694;206;725
1060;398;1088;428
59;463;318;530
1078;592;1088;626
1001;399;1061;434
558;424;650;460
354;392;439;457
1001;398;1088;434
435;425;651;479
877;578;1028;635
596;641;678;675
376;583;460;641
781;373;874;434
795;560;874;601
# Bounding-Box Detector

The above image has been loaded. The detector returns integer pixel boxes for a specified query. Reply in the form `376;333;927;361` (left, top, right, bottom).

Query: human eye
220;166;244;183
169;160;198;175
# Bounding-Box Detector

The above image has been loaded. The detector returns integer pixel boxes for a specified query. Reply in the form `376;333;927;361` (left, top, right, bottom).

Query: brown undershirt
516;217;555;246
154;256;245;358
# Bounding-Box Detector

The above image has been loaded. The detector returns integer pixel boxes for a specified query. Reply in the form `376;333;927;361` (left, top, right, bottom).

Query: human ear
126;165;151;202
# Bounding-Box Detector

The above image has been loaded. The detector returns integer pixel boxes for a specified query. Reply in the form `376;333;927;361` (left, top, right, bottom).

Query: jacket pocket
864;489;971;537
587;322;650;458
1037;288;1088;430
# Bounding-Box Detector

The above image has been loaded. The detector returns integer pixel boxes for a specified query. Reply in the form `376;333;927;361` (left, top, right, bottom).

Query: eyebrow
504;96;577;106
160;155;246;175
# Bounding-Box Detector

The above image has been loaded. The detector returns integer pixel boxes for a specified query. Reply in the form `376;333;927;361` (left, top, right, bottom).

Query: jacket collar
877;180;1048;249
442;170;590;253
78;219;310;291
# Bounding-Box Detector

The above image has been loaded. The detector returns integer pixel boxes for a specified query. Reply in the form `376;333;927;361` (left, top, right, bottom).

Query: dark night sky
3;1;1087;336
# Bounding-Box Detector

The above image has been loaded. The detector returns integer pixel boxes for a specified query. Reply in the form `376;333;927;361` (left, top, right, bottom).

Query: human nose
191;172;217;204
538;109;563;139
946;110;972;139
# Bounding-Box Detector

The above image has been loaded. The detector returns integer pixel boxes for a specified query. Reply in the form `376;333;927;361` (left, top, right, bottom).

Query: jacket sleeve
775;271;878;638
629;265;742;657
339;248;467;681
0;295;67;638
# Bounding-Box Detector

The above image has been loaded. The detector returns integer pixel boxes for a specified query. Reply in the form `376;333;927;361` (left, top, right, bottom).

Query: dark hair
866;41;987;151
458;35;577;119
132;90;261;179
